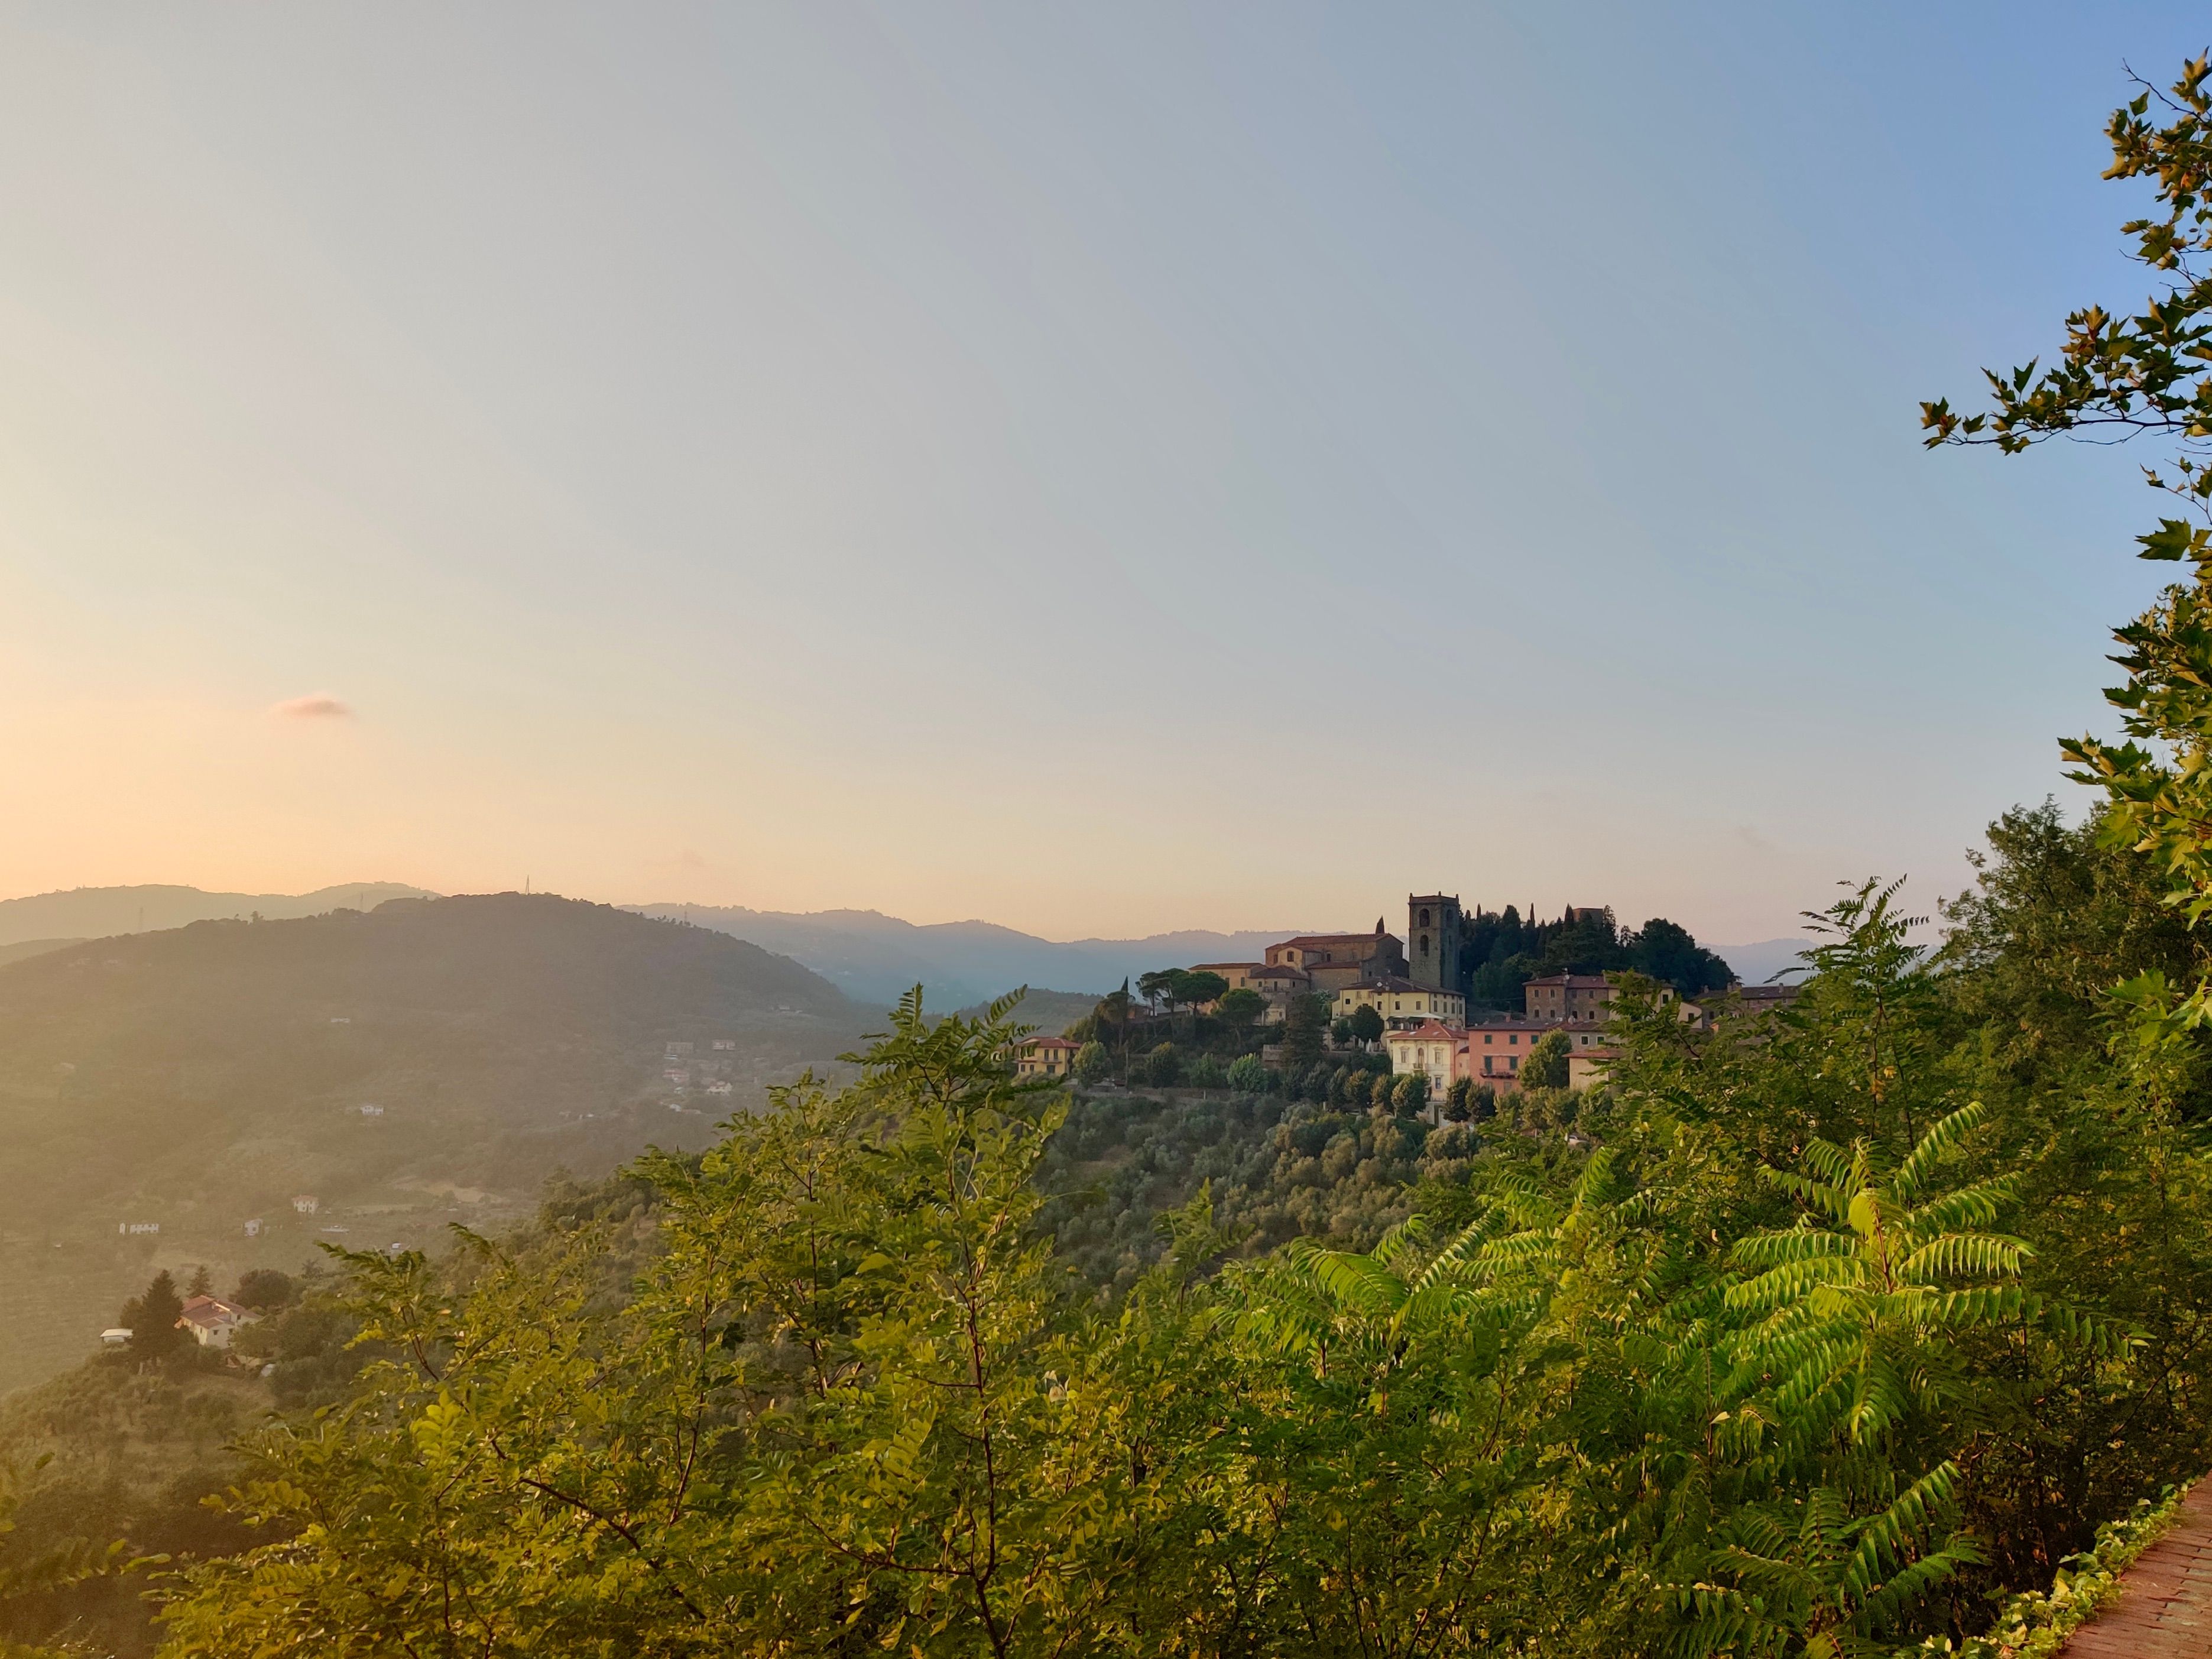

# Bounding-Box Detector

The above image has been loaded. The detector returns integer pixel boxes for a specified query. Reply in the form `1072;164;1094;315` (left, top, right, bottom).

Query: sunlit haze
1;4;2198;940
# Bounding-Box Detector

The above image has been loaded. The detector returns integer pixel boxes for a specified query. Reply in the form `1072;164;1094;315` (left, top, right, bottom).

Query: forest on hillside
0;894;862;1398
18;57;2212;1659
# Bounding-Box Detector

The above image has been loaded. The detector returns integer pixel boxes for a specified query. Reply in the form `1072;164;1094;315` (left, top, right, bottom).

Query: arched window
1419;908;1430;927
1419;934;1429;957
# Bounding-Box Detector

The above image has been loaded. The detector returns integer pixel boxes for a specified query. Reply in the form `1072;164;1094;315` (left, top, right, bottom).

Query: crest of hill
0;882;440;948
0;894;864;1399
0;893;856;1044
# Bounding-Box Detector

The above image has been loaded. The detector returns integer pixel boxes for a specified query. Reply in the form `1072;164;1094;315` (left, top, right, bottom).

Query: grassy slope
0;1353;270;1657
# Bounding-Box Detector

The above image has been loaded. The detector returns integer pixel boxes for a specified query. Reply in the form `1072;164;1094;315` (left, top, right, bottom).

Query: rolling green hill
0;893;867;1396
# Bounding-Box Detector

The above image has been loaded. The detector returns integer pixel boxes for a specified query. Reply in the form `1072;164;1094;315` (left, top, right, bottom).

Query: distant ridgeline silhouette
627;903;1300;1009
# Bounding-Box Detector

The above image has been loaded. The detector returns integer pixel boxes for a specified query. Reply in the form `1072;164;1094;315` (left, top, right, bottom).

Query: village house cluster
1016;892;1790;1094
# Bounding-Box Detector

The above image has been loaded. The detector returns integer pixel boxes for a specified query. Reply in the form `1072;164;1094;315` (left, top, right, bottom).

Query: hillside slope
0;895;865;1396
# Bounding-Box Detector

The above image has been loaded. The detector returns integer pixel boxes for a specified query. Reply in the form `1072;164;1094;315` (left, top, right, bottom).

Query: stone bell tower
1407;893;1462;991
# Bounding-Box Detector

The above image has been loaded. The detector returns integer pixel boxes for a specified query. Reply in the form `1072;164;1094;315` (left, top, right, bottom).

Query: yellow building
1334;976;1466;1031
1192;962;1264;991
1013;1035;1082;1078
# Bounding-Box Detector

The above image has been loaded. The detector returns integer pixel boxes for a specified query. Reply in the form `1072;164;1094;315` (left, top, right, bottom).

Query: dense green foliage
118;835;2212;1657
1464;906;1736;1009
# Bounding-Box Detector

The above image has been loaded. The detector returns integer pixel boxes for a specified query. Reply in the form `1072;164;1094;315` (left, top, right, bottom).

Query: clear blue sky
0;3;2198;941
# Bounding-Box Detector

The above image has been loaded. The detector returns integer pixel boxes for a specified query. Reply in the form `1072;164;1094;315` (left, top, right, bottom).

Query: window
1419;908;1430;927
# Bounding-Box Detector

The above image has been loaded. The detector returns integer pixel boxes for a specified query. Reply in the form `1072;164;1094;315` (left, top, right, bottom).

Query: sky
0;3;2202;944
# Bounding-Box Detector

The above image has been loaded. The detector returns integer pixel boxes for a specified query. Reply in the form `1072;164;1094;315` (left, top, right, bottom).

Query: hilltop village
1015;892;1789;1108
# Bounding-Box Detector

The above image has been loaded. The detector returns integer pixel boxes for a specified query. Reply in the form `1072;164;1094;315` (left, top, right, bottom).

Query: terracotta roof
1525;974;1613;989
1275;933;1397;951
1390;1020;1464;1044
1022;1036;1082;1051
176;1295;247;1330
1339;976;1452;996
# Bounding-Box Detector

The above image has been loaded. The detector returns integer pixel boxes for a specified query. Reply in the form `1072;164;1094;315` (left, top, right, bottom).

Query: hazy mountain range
627;903;1308;1008
0;884;1811;1008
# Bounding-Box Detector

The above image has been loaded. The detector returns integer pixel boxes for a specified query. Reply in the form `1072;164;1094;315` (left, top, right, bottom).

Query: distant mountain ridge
628;903;1304;1009
0;883;439;947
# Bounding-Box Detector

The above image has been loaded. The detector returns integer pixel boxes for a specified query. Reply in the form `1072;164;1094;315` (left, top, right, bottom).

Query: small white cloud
270;693;353;720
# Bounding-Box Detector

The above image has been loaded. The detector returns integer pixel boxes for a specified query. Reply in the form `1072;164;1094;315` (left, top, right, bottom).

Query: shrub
1073;1041;1111;1086
234;1268;297;1310
1143;1043;1181;1087
1392;1072;1430;1115
1225;1053;1267;1093
1522;1029;1571;1089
